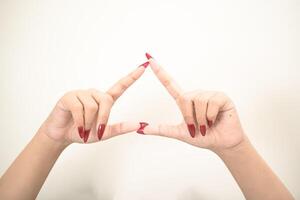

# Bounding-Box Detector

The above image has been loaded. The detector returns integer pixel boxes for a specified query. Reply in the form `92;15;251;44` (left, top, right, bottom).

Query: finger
206;97;221;127
146;53;183;100
194;93;214;136
61;93;85;139
137;122;187;140
91;90;114;141
101;121;141;140
77;92;99;143
106;63;147;101
206;93;231;127
178;94;197;138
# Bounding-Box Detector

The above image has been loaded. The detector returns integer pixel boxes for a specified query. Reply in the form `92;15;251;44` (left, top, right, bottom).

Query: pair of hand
40;53;246;152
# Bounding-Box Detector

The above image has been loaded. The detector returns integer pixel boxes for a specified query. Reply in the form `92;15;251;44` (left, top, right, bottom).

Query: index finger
106;62;149;101
147;53;183;100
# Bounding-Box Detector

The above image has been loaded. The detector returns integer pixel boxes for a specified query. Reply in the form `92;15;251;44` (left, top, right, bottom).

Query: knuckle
73;104;83;111
162;78;171;87
103;93;114;103
119;82;129;90
209;98;220;106
195;97;207;105
206;113;216;120
129;74;138;81
179;94;191;103
99;113;109;121
85;103;98;112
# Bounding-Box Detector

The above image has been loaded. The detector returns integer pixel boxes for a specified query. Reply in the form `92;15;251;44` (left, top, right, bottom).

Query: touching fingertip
137;122;149;134
145;52;153;60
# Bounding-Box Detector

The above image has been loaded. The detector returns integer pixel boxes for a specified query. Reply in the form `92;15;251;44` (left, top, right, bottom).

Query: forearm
214;139;294;200
0;130;68;200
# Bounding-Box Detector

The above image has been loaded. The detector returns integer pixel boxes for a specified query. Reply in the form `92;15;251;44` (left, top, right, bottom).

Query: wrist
35;129;70;153
212;136;253;159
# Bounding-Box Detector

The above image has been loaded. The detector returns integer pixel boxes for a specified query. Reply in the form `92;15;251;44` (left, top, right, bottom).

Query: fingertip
139;61;150;68
137;122;149;134
83;129;90;143
145;52;153;60
78;126;84;139
97;123;106;141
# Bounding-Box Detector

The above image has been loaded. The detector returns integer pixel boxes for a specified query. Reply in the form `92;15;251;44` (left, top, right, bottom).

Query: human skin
0;62;149;200
141;53;294;200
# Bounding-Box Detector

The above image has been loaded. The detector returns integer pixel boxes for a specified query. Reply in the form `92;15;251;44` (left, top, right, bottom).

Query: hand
140;54;246;152
39;62;149;145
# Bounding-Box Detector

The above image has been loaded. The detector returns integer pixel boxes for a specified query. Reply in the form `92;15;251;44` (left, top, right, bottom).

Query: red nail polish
187;124;196;138
78;126;84;139
139;61;149;68
208;120;213;128
83;129;90;143
200;125;206;136
97;124;106;140
145;52;153;59
137;122;149;134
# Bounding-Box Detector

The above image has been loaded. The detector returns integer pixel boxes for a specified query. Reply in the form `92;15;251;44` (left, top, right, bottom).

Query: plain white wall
0;0;299;199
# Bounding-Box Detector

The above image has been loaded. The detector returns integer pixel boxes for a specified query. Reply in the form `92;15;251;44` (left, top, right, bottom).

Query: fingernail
187;124;196;138
200;125;206;136
139;61;149;68
137;122;149;134
78;126;84;139
208;120;213;128
97;124;106;141
83;129;90;143
145;52;153;60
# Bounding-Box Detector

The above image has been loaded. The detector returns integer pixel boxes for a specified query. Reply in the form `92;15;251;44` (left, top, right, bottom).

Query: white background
0;0;299;199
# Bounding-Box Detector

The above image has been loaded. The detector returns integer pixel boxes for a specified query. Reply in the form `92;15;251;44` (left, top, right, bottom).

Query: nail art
200;125;206;136
187;124;196;138
83;129;90;143
208;120;213;128
137;122;149;134
97;124;106;141
78;126;84;139
139;61;149;68
145;52;153;59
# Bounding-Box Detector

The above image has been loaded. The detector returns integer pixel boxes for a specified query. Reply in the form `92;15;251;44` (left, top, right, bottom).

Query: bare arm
0;132;67;200
215;139;294;200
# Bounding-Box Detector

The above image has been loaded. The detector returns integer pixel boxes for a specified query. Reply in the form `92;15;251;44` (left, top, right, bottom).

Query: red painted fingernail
145;52;153;59
83;129;90;143
97;124;106;140
187;124;196;138
137;122;149;134
208;120;213;128
78;126;84;139
200;125;206;136
139;61;149;68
